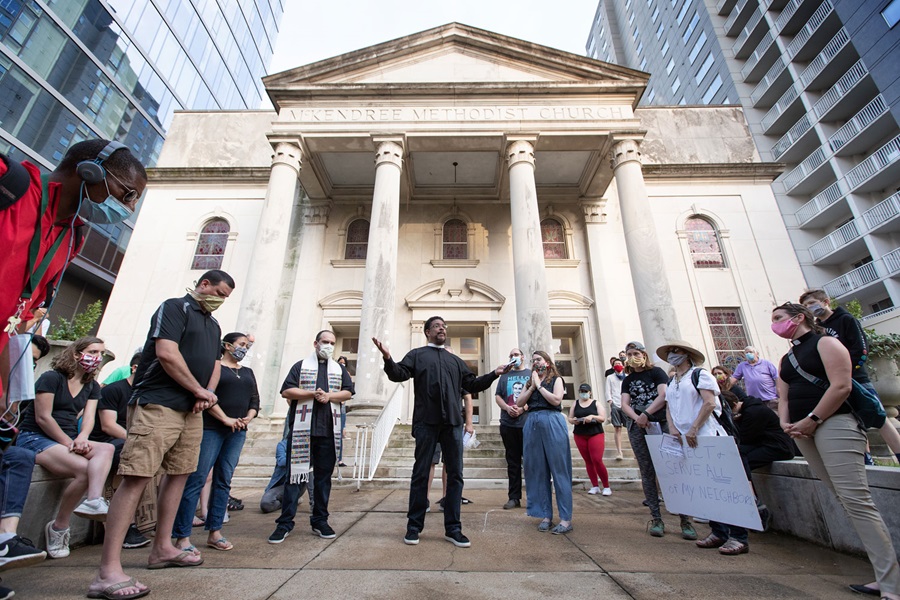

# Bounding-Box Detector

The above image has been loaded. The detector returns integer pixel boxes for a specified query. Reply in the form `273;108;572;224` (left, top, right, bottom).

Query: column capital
374;140;403;168
610;137;642;170
581;199;608;224
270;140;302;173
506;139;535;168
303;201;331;226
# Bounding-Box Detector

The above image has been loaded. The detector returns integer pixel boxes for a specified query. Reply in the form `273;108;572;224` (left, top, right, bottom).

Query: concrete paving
2;485;878;599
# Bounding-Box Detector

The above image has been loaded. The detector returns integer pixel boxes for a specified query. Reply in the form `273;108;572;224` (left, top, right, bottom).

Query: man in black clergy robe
373;316;510;548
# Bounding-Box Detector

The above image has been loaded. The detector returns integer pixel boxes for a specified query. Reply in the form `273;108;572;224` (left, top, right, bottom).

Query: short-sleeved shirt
131;294;222;413
495;368;531;428
102;364;132;386
281;359;354;437
622;367;669;415
89;378;131;442
732;359;778;401
19;369;101;438
666;367;724;437
204;365;261;432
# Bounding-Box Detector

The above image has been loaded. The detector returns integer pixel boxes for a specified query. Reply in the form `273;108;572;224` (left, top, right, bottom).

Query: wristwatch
807;412;822;423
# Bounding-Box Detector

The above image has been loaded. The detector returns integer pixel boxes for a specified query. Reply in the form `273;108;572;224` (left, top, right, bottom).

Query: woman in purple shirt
730;346;779;410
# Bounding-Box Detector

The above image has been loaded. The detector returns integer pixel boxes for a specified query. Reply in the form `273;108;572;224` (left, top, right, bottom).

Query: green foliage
49;300;103;341
844;299;863;320
866;330;900;377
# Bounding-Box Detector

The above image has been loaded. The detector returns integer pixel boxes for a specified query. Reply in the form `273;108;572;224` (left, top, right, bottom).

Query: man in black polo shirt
373;316;510;548
89;270;234;600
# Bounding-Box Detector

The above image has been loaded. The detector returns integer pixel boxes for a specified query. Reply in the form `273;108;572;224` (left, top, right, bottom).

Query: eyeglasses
105;169;140;206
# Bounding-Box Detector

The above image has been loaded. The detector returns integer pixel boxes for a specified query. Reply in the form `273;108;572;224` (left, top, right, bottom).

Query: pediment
406;278;505;309
264;23;647;89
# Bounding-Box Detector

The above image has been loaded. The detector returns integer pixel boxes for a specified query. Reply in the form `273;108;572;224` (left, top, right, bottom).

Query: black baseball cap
579;383;591;391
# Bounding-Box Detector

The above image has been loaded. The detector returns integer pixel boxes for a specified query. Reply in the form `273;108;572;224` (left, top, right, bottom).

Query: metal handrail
799;28;849;88
846;134;900;190
353;383;404;487
775;0;803;33
809;219;862;261
725;0;750;32
814;60;868;119
884;248;900;274
733;7;764;52
741;31;775;81
762;84;798;131
750;56;786;104
829;95;887;153
782;147;827;191
787;0;834;59
862;191;900;231
771;113;811;160
861;306;899;322
796;179;845;226
823;260;881;298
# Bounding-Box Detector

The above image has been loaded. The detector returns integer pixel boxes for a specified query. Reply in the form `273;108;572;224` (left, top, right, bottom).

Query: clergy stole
289;353;344;484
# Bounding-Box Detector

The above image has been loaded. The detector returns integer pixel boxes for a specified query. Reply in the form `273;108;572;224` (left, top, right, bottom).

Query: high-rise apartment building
587;0;900;329
0;0;282;322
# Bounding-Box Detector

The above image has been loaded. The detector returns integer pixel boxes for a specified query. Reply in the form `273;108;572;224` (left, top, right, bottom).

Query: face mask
745;353;755;361
229;346;248;361
667;352;688;366
509;356;522;368
714;373;727;382
627;355;645;368
579;392;590;400
317;343;335;360
78;353;102;374
771;317;800;339
810;304;827;317
187;288;225;312
78;181;131;224
534;364;547;374
613;364;624;373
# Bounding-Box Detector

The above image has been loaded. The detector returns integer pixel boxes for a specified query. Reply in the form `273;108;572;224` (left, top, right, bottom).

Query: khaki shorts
118;403;202;477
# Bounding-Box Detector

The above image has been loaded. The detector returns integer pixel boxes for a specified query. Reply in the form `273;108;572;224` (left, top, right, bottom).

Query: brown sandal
695;533;727;548
718;539;749;555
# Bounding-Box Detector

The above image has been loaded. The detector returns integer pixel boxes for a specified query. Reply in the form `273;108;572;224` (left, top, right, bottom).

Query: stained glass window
541;218;567;259
345;219;369;260
686;217;725;268
442;219;468;259
191;219;229;270
706;308;749;369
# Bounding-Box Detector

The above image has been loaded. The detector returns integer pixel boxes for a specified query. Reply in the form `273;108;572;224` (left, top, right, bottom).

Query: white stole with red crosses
289;353;343;484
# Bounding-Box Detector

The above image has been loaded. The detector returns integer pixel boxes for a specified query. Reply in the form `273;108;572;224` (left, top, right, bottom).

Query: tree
49;300;103;340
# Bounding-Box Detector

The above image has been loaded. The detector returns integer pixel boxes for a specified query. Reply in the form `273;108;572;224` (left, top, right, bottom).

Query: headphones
75;141;128;184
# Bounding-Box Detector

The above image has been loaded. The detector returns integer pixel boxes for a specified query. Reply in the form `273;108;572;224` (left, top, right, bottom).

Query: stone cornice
147;167;272;182
641;163;786;181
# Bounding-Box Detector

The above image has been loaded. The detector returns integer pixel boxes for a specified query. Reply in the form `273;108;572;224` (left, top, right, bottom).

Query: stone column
236;141;301;414
507;140;553;356
612;137;680;357
351;140;404;413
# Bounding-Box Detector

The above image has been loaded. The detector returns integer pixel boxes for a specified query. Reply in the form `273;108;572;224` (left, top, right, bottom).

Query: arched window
685;216;726;268
191;219;229;270
442;218;468;259
541;218;567;259
344;219;369;259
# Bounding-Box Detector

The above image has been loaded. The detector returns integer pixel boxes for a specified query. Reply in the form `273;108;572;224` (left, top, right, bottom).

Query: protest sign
647;435;762;530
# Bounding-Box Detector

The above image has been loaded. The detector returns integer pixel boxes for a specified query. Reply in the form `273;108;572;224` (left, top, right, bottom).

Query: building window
686;216;726;268
701;74;723;104
551;334;576;402
636;41;643;56
191;219;229;270
695;53;714;84
706;308;750;370
666;58;675;74
683;11;700;42
676;1;690;23
883;0;900;28
656;23;664;39
689;31;706;64
541;218;567;259
338;337;359;377
442;218;468;259
672;77;681;94
652;7;660;22
647;88;656;103
662;40;670;56
640;57;648;71
344;219;369;259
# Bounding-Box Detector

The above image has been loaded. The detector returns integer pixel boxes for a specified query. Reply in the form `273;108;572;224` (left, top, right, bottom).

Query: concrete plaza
5;485;877;599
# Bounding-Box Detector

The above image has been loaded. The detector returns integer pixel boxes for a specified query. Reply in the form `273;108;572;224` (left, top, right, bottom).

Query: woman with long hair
773;303;900;598
711;365;747;401
15;336;115;558
515;351;573;534
173;332;259;553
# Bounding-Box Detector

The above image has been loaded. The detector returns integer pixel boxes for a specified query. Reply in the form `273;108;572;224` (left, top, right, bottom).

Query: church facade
97;24;806;423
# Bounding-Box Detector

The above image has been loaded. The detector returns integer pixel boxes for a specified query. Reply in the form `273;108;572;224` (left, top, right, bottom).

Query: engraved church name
289;106;626;123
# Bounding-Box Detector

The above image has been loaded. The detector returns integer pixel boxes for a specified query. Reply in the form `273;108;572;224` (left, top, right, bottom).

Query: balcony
846;134;900;194
761;84;804;135
741;32;780;83
782;147;834;195
750;57;791;107
823;261;883;299
813;60;873;122
885;248;900;275
829;95;891;156
725;0;756;36
862;192;900;234
777;0;826;36
796;180;848;228
786;1;837;62
733;7;767;58
798;28;851;91
809;219;865;264
717;0;739;15
771;114;814;161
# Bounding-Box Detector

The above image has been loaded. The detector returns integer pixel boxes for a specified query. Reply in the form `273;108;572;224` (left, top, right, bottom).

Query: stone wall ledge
20;466;94;551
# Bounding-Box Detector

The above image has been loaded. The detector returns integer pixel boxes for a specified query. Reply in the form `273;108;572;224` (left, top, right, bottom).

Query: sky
267;0;599;75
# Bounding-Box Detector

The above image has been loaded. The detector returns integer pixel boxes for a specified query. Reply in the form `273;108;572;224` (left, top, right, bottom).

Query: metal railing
775;0;804;33
861;306;899;322
750;57;786;104
796;179;845;226
725;0;751;33
846;134;900;190
829;95;888;153
741;31;775;80
782;147;828;191
823;260;881;298
733;7;764;53
799;28;849;88
814;60;868;119
862;191;900;231
762;84;799;131
787;0;834;59
809;219;862;262
353;383;404;487
771;113;811;160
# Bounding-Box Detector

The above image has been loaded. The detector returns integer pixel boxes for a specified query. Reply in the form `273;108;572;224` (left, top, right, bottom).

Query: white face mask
317;342;335;360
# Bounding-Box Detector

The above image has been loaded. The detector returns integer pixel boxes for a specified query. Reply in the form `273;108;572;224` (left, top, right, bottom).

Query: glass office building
0;0;282;320
586;0;900;329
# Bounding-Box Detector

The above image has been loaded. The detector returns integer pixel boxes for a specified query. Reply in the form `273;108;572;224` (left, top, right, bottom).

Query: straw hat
656;340;705;366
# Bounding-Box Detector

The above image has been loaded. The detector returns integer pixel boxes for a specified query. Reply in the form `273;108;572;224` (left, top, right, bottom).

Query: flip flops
207;537;233;551
86;577;150;599
147;550;204;569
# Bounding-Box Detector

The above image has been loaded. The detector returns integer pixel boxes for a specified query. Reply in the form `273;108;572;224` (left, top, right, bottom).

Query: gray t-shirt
496;369;531;428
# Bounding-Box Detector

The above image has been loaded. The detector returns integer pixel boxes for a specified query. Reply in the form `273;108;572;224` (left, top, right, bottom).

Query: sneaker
647;519;665;538
0;582;12;600
122;524;151;549
550;523;573;535
759;505;772;532
73;497;109;521
404;530;419;545
587;486;601;495
502;499;520;510
437;497;445;512
44;521;70;559
694;518;710;524
615;451;624;461
461;497;472;504
223;511;230;524
425;499;431;513
0;535;46;569
268;527;290;544
227;496;244;511
680;519;698;541
864;452;875;466
444;531;471;548
601;487;612;496
311;523;336;539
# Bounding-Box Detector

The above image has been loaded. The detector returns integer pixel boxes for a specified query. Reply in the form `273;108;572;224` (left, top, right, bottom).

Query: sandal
537;520;552;532
695;533;727;549
192;516;205;527
718;539;749;555
86;577;150;599
207;537;233;551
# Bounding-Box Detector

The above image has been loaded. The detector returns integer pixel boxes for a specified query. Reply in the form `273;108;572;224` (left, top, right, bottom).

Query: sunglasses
105;169;140;206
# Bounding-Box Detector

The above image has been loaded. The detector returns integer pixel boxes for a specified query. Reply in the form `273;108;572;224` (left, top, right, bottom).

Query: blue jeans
523;410;573;522
172;428;247;538
408;423;464;535
710;520;749;544
1;446;36;518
